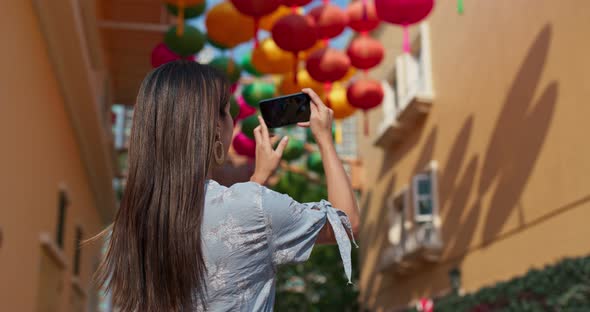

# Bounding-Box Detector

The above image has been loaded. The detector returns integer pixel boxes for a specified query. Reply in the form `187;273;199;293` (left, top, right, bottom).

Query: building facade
358;1;590;310
0;1;116;311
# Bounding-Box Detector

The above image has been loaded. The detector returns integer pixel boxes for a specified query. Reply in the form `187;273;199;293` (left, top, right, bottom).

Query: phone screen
259;92;311;128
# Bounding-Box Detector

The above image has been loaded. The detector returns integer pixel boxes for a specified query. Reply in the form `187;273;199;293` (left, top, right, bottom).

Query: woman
96;61;359;311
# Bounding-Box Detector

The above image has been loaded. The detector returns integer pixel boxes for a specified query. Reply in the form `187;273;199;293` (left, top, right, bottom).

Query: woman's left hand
250;116;288;185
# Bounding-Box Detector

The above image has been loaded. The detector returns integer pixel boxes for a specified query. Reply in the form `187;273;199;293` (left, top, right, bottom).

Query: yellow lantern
280;69;325;99
260;6;303;31
206;2;254;49
327;82;357;143
328;83;357;120
341;67;358;83
251;38;293;74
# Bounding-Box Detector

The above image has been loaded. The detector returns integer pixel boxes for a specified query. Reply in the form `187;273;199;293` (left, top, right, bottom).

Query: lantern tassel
335;120;343;144
364;111;369;136
323;82;332;106
293;52;299;84
176;0;185;36
403;26;410;54
458;0;465;15
254;18;260;48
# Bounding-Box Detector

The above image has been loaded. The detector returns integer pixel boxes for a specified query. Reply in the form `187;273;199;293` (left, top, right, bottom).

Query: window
412;162;439;222
73;226;83;276
56;189;69;249
388;189;409;246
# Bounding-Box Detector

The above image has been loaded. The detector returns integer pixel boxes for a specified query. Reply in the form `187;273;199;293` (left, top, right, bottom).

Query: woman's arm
300;89;360;243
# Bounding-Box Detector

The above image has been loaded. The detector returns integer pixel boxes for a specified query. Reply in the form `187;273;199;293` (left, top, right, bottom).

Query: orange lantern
279;69;325;98
251;38;293;74
206;2;254;49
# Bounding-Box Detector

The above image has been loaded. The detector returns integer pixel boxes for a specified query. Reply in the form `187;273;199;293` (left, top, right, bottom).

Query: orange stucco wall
0;1;104;311
358;0;590;310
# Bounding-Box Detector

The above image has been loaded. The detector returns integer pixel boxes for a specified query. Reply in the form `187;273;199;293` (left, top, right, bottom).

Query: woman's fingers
257;115;271;145
297;121;311;128
302;88;327;111
253;126;263;146
274;136;289;156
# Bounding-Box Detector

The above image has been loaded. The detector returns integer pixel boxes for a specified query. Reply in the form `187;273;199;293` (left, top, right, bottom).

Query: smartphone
259;92;311;128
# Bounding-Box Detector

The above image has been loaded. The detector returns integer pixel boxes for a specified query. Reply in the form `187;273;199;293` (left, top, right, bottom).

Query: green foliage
272;176;359;311
405;256;590;312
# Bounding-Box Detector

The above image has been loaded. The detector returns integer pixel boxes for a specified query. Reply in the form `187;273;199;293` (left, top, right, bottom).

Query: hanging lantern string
253;18;260;48
335;120;343;144
292;52;299;84
403;25;411;54
458;0;465;15
176;0;185;36
364;111;369;136
361;0;368;21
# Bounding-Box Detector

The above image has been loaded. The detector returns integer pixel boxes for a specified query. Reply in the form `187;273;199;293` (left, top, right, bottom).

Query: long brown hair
96;61;230;311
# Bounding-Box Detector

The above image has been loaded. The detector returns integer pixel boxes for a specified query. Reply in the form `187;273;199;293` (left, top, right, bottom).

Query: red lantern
281;0;312;7
151;43;195;68
230;0;282;46
347;79;384;135
305;48;351;83
307;4;349;41
272;13;318;83
347;36;384;70
374;0;434;53
347;0;380;33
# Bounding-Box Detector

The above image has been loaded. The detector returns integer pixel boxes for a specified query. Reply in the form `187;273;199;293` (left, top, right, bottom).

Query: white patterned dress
200;180;356;311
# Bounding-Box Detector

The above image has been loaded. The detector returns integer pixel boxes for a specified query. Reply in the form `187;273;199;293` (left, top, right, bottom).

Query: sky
187;0;353;63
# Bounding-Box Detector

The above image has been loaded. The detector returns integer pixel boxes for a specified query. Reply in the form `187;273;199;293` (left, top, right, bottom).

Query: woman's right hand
299;88;334;146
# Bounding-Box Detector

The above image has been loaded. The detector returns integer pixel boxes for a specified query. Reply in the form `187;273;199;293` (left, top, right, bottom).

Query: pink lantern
374;0;434;53
151;43;196;68
233;132;256;158
235;95;256;121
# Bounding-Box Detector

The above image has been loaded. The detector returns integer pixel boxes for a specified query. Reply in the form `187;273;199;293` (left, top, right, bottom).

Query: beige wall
0;1;105;311
359;0;590;310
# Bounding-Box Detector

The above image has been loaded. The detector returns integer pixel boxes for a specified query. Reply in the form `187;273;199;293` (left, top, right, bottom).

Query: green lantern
279;171;308;200
241;82;276;108
241;53;262;77
300;183;327;203
240;115;259;139
166;2;207;19
307;151;324;174
229;96;240;119
164;25;206;57
209;56;242;83
282;138;305;161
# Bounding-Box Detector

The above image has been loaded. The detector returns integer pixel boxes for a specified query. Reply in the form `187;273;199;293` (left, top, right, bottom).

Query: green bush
406;255;590;312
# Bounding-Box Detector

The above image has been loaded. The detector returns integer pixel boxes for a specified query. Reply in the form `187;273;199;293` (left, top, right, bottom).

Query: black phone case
259;92;311;128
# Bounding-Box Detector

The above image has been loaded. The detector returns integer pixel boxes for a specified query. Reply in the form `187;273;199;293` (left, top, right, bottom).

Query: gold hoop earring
214;141;225;165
